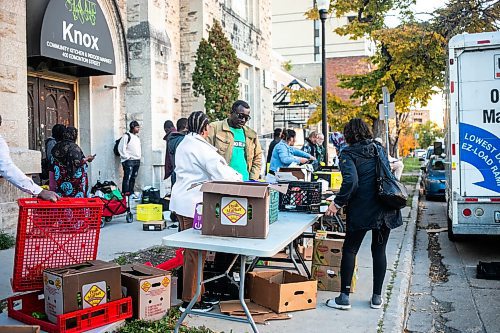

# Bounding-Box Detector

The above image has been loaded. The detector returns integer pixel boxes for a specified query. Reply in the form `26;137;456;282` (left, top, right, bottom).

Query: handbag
374;144;408;209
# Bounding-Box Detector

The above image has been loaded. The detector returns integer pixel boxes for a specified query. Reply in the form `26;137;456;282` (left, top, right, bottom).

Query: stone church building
0;0;275;232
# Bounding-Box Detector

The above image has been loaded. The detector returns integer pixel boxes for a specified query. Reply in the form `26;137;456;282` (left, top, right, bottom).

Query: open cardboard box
247;270;317;313
121;264;171;321
43;260;122;324
276;167;312;182
201;181;287;239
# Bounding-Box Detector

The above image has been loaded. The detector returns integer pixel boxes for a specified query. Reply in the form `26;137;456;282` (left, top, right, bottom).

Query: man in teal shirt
208;100;263;181
229;126;250;180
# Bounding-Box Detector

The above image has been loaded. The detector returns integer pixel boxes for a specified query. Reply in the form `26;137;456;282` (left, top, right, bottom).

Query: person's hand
86;154;95;162
325;202;338;216
309;156;317;161
38;190;59;203
299;158;309;164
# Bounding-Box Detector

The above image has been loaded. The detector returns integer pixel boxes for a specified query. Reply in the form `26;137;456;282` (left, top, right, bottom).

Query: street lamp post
317;0;329;163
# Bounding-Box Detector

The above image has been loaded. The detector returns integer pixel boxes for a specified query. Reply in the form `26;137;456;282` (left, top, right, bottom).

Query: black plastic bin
278;181;322;212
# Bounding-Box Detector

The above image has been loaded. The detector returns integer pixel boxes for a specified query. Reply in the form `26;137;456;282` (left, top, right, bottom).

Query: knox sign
40;0;116;74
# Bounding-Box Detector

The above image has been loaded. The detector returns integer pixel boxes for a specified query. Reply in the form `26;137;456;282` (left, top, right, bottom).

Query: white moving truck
445;31;500;241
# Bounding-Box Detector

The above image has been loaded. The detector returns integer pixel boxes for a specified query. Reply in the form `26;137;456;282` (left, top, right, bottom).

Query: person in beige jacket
207;100;263;181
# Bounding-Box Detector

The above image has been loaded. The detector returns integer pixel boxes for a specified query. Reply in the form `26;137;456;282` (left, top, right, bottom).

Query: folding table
162;212;321;333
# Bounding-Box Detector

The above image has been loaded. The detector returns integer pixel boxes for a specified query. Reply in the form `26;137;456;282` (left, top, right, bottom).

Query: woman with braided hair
170;111;242;313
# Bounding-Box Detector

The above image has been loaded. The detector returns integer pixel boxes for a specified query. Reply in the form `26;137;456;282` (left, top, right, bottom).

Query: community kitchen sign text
40;0;116;74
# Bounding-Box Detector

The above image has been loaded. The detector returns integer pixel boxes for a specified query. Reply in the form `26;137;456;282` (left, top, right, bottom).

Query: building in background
0;0;276;232
409;109;431;125
272;0;374;89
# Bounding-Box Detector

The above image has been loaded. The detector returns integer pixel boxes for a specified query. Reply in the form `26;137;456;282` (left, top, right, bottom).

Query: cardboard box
313;232;345;267
247;270;317;313
0;327;40;333
43;260;121;323
311;265;357;292
314;171;342;191
142;220;167;231
201;181;287;239
276;167;312;182
121;264;171;321
298;245;313;261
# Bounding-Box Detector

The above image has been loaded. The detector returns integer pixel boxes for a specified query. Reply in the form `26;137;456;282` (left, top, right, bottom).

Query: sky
385;0;448;27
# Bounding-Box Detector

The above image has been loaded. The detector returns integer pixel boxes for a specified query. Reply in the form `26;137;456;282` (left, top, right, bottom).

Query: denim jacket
269;140;311;172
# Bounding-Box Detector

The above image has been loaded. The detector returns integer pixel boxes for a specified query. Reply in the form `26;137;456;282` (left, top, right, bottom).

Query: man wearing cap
118;121;142;197
207;100;263;181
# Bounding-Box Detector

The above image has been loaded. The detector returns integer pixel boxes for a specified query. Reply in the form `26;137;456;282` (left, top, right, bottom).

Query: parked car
421;157;446;200
415;149;427;159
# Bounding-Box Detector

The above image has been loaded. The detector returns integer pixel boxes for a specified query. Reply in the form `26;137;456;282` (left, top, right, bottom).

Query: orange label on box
55;278;61;290
161;276;170;287
141;281;152;292
222;200;246;224
84;285;106;307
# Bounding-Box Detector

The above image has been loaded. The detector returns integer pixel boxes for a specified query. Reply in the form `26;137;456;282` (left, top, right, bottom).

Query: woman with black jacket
325;118;402;310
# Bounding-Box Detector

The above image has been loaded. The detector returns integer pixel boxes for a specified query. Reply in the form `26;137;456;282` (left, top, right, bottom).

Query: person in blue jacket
269;129;315;174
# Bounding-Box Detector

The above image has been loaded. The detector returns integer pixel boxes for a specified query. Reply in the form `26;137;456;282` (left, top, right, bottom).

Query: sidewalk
183;193;418;332
0;180;419;332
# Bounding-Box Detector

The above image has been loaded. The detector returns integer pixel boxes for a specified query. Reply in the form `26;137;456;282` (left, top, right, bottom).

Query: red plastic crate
13;198;103;292
8;290;132;333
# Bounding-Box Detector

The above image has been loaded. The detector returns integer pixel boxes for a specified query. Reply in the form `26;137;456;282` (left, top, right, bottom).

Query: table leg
293;240;311;279
288;242;302;275
174;250;203;333
239;255;259;333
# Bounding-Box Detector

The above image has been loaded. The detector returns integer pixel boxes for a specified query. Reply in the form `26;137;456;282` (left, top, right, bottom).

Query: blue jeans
122;159;140;195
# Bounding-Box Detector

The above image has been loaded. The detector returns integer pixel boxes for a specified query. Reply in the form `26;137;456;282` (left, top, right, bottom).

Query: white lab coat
0;135;42;195
169;133;242;218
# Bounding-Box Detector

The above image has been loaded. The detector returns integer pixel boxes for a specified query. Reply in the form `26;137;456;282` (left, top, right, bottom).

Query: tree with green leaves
339;23;446;155
192;21;240;122
288;87;359;130
431;0;499;41
415;121;443;148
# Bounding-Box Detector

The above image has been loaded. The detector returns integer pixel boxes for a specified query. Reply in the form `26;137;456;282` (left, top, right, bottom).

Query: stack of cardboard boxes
311;232;357;292
42;261;172;324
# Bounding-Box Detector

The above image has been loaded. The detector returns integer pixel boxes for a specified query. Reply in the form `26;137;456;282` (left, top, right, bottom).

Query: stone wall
125;0;181;188
0;0;42;233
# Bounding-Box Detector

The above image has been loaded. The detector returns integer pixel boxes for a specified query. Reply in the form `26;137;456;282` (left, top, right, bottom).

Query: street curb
381;174;420;333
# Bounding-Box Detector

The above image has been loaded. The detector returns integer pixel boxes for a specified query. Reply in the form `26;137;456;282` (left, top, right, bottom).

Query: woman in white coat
169;111;242;313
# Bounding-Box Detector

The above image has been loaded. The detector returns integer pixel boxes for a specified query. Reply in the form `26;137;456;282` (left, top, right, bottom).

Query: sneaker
326;293;351;310
130;193;139;200
370;294;384;309
201;294;220;305
179;301;213;313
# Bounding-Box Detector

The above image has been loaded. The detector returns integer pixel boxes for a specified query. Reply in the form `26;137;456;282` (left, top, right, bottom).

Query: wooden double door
27;77;75;156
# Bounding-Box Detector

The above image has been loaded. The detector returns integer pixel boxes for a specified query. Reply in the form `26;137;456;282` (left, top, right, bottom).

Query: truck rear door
458;48;500;197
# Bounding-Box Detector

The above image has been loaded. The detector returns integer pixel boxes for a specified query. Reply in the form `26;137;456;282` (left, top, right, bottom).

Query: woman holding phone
51;126;95;198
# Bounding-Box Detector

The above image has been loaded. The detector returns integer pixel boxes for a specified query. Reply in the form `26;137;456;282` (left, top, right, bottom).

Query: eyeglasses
236;113;251;121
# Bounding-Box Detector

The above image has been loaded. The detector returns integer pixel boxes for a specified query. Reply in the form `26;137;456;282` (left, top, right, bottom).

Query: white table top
162;212;321;257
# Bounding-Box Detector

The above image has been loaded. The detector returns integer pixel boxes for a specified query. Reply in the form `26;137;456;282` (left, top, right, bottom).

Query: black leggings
340;225;391;295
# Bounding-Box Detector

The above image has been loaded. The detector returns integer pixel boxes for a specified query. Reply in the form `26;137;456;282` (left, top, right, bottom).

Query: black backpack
113;133;131;156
